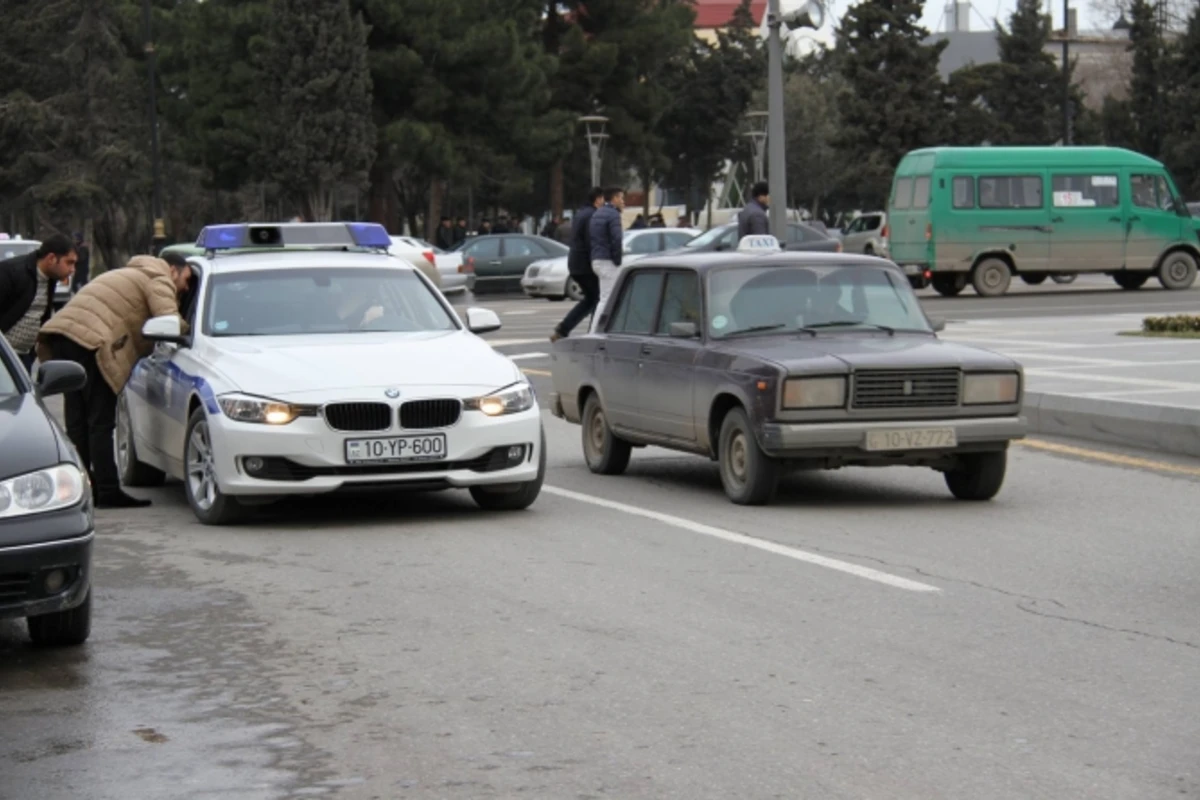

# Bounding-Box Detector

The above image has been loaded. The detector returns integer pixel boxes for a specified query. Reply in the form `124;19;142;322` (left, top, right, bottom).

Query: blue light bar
196;222;392;251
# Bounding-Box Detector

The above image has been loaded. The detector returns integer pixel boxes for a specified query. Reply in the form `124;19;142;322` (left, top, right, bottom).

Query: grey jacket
737;199;770;240
589;204;624;266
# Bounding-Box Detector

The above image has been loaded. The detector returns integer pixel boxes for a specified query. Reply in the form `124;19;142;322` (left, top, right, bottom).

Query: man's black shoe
95;490;152;509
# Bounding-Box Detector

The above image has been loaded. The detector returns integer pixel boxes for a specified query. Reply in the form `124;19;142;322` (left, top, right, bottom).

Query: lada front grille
0;571;33;603
324;402;392;432
851;369;961;409
400;399;462;429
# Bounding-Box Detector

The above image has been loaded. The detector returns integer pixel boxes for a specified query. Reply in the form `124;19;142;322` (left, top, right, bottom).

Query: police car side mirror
465;307;502;335
142;315;186;344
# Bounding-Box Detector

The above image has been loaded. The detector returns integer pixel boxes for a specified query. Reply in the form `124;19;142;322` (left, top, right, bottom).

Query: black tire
184;408;248;525
581;394;632;475
566;278;584;302
931;274;965;297
864;245;876;256
1114;272;1150;290
1157;251;1198;290
972;258;1012;297
1050;273;1076;284
470;428;546;511
1020;273;1048;285
944;451;1007;501
116;392;166;488
28;591;91;647
718;407;779;505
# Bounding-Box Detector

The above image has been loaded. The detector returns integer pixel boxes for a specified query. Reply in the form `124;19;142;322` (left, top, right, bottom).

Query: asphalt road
2;367;1197;798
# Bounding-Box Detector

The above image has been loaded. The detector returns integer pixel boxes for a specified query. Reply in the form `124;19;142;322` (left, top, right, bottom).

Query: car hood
713;334;1021;373
199;331;522;399
0;394;60;481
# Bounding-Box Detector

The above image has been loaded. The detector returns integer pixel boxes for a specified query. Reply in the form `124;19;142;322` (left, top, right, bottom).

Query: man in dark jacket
435;217;455;250
551;188;604;342
588;187;626;332
453;217;468;246
737;181;771;241
0;234;77;373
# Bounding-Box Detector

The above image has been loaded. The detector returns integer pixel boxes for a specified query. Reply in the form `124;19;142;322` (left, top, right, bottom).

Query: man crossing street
551;188;604;342
589;187;626;333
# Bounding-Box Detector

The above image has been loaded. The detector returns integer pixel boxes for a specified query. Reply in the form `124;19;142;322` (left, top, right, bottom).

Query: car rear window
892;178;914;210
912;177;932;209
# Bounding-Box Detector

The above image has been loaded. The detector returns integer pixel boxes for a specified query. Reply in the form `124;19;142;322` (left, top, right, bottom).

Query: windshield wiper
802;320;895;336
723;324;788;337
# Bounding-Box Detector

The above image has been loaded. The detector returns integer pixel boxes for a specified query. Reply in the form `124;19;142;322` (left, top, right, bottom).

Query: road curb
1024;391;1200;459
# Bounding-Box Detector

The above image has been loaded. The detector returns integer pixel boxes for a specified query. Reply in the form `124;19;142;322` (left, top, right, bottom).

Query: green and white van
888;147;1200;297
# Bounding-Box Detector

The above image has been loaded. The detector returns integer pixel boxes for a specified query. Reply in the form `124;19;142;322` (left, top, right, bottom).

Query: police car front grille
324;403;392;432
400;399;461;429
851;369;961;409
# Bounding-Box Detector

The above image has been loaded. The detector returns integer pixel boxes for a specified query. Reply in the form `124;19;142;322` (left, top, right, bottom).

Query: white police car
116;222;544;525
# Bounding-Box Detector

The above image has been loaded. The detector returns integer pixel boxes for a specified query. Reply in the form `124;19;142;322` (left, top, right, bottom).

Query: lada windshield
707;264;931;339
203;267;458;337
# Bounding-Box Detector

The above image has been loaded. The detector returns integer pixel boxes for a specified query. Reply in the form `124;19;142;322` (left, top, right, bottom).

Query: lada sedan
548;252;1026;504
118;223;545;525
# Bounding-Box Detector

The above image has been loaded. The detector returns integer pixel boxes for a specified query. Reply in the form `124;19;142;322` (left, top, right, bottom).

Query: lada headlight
783;377;847;409
466;381;536;417
0;465;86;520
218;395;318;425
963;373;1020;405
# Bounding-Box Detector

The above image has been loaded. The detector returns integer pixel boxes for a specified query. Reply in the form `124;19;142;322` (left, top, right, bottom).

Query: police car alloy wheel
185;409;246;526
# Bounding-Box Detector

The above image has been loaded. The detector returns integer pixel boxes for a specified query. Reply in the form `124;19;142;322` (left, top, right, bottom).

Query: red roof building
693;0;767;30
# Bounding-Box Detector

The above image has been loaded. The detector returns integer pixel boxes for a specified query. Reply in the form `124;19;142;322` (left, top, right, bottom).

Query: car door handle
1129;215;1141;222
1109;216;1123;223
1051;215;1064;223
640;345;653;355
488;260;502;265
596;343;605;352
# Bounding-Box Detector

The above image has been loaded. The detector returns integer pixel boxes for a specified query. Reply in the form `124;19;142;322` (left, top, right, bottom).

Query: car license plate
345;434;448;464
863;427;957;452
903;264;922;275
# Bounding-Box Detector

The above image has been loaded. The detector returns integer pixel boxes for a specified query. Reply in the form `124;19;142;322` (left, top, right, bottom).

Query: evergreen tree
1128;0;1166;156
834;0;948;207
991;0;1062;143
258;0;375;221
1162;4;1200;196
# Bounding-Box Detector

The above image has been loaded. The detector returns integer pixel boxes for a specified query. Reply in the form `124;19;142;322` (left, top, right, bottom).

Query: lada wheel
185;409;246;525
581;394;631;475
1114;272;1149;290
1157;251;1198;290
944;451;1007;501
470;428;547;511
718;407;779;505
27;591;91;647
116;392;166;488
972;258;1012;297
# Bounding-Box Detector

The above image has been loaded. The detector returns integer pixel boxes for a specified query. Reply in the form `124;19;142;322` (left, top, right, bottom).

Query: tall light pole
766;0;825;239
1062;0;1072;144
744;110;769;186
143;0;165;252
579;116;610;189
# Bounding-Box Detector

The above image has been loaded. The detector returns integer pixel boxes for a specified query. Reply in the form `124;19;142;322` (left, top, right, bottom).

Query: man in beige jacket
37;253;191;508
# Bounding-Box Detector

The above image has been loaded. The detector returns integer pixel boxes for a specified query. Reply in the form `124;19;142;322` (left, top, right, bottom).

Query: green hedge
1143;314;1200;333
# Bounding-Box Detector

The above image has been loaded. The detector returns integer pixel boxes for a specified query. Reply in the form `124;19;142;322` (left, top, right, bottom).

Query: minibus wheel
1158;251;1198;290
972;258;1012;297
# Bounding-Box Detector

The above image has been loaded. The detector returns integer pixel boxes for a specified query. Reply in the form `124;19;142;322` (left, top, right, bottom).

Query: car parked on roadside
549;248;1026;505
459;234;569;295
0;335;94;646
841;212;889;257
391;236;467;294
118;223;545;525
522;228;700;302
674;221;842;256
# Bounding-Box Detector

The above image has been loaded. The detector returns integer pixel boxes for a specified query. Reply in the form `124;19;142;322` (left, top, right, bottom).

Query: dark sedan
456;234;569;294
0;337;94;646
548;252;1026;505
675;221;842;255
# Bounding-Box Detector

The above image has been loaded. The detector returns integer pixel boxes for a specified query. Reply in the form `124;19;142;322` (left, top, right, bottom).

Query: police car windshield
707;264;931;339
0;355;18;396
203;267;457;337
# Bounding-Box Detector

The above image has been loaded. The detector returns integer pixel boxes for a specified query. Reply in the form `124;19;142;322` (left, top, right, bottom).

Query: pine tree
258;0;375;221
992;0;1062;143
1128;0;1166;156
834;0;948;207
1162;4;1200;195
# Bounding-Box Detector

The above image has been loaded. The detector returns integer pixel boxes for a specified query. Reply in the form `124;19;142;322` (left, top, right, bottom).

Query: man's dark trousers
47;335;119;495
556;273;601;337
18;351;35;375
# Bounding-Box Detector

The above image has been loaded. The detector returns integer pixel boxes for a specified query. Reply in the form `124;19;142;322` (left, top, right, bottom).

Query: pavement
1;278;1198;799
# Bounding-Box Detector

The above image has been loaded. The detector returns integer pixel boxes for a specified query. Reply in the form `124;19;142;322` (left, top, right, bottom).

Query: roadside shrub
1143;314;1200;333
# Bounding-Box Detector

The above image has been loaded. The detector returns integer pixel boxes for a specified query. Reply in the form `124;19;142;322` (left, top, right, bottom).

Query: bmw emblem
384;388;401;399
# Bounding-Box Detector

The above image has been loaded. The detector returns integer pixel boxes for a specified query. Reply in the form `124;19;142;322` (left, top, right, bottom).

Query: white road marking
1023;369;1200;391
502;310;539;316
508;352;549;361
543;485;942;593
486;338;549;346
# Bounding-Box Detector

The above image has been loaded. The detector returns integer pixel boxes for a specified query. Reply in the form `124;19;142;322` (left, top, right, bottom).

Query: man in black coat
551;187;605;341
0;234;78;373
737;181;771;241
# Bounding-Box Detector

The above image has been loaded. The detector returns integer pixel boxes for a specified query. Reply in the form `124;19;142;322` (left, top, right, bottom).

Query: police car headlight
0;465;86;519
963;373;1020;405
783;377;846;409
219;395;316;425
467;382;536;417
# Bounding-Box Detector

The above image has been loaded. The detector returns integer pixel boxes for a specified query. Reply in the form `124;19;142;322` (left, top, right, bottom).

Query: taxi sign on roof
196;222;391;251
737;234;781;253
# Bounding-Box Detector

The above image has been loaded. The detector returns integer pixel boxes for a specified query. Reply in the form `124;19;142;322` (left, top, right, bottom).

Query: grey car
548;253;1026;505
672;221;842;255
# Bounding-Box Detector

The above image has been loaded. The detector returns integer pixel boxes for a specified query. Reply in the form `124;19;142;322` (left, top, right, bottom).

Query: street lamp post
143;0;165;253
744;110;769;186
766;0;825;239
579;115;610;189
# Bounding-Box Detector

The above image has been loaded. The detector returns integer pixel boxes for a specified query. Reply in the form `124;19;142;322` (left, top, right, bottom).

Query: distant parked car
460;234;569;295
841;212;889;257
522;228;701;302
387;236;443;289
671;221;842;255
392;236;467;294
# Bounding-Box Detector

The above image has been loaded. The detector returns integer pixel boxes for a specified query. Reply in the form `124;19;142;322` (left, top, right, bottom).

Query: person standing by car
435;217;455;251
551;188;604;342
0;234;77;374
36;252;191;509
737;181;770;240
453;217;468;247
588;187;625;333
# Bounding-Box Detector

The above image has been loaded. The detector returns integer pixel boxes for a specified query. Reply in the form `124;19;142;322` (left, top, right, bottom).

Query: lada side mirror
928;316;947;333
36;361;87;397
669;321;700;338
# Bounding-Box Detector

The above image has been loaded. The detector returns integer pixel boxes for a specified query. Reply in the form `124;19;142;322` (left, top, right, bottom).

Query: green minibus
887;146;1200;297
